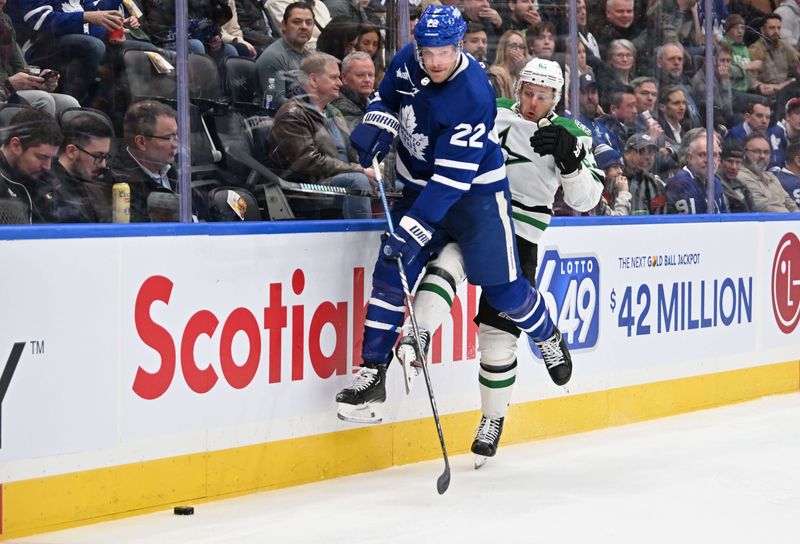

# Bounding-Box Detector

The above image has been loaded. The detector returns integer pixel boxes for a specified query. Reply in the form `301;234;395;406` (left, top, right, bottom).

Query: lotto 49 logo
532;249;600;351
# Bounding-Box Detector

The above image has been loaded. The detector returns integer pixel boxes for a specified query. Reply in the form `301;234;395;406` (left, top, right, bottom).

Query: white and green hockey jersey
495;99;603;243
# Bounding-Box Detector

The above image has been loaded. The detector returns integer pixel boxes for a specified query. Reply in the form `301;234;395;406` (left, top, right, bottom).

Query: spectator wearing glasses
51;111;114;222
665;129;728;214
595;39;638;106
109;100;190;222
487;30;528;100
738;132;800;212
0;108;62;223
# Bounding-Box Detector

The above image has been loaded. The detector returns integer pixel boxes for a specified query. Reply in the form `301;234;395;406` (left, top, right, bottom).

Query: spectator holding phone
0;0;80;115
7;0;122;106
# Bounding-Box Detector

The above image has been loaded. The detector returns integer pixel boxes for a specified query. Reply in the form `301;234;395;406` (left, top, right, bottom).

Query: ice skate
534;327;572;386
336;363;388;424
471;415;504;469
395;329;429;394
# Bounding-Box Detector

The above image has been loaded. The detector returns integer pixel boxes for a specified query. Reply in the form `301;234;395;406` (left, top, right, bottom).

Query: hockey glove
350;110;400;168
530;123;586;175
381;213;433;267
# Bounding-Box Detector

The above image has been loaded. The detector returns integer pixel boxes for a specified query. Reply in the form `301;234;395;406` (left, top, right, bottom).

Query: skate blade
474;454;489;470
396;347;420;395
337;402;382;424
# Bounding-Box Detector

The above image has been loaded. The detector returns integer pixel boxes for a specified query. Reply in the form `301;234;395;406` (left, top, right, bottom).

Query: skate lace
350;367;378;391
476;416;501;444
538;332;565;368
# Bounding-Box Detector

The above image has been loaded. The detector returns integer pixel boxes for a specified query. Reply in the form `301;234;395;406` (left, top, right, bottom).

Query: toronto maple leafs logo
400;105;429;161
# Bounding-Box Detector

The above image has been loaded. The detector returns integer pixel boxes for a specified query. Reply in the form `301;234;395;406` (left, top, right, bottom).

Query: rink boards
0;215;799;539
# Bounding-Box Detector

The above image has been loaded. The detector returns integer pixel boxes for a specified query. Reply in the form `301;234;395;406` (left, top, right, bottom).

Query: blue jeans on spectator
187;39;238;62
329;172;373;219
26;34;106;106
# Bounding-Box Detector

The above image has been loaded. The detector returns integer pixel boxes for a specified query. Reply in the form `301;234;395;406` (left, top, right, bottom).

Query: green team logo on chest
498;125;531;166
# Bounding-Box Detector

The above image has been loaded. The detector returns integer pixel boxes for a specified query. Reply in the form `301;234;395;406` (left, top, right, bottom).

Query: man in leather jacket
267;52;376;218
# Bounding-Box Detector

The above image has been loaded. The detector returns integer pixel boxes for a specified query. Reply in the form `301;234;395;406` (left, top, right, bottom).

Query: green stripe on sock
478;375;516;389
418;283;453;306
512;212;548;231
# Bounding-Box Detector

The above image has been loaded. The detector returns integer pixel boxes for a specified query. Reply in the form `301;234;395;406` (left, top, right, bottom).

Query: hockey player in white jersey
335;7;571;425
395;58;603;466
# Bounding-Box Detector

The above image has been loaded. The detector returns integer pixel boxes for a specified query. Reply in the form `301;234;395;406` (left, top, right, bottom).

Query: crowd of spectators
0;0;799;224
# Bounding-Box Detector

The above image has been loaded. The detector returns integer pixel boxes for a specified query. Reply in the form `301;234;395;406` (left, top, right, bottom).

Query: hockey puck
173;506;194;516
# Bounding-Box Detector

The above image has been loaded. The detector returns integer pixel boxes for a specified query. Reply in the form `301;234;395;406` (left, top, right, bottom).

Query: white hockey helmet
515;58;564;110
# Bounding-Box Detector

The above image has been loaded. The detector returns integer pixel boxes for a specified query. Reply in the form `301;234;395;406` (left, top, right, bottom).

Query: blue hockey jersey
767;121;789;169
665;166;728;214
368;43;507;223
771;167;800;207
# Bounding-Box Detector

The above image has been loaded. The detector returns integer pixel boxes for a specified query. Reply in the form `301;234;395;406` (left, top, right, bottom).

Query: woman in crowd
354;23;384;86
487;30;528;100
595;38;638;105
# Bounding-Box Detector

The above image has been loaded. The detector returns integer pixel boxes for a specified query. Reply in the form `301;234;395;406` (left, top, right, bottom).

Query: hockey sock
479;360;517;419
477;324;518;419
414;265;459;333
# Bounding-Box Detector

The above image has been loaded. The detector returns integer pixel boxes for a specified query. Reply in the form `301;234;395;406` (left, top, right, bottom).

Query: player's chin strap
372;155;451;495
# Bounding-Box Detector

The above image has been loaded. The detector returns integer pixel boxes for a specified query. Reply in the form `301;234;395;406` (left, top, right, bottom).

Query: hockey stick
372;156;451;495
224;146;402;198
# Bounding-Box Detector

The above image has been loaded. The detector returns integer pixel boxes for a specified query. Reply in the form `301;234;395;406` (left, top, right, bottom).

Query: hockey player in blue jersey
392;59;603;466
335;5;571;424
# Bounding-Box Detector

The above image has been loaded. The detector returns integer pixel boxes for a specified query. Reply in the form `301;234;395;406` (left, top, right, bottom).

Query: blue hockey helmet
413;6;467;48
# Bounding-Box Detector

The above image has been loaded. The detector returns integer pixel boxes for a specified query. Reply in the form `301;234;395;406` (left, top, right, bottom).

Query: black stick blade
437;465;451;495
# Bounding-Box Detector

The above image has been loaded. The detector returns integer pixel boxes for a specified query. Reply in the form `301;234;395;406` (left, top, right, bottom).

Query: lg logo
772;232;800;334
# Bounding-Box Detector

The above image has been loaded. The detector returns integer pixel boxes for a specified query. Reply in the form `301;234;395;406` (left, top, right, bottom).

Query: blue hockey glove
351;110;400;168
381;213;433;267
530;122;586;175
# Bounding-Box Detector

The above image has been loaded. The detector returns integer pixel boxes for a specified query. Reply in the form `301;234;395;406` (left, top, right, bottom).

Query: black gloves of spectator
530;123;586;175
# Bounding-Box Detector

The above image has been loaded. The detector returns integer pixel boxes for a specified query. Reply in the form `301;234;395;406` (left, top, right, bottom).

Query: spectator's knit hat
721;143;745;160
786;97;800;114
724;14;745;33
579;73;598;92
625;133;658;151
595;143;624;169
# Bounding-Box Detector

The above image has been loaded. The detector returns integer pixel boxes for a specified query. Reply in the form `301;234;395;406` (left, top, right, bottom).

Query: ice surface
12;393;800;544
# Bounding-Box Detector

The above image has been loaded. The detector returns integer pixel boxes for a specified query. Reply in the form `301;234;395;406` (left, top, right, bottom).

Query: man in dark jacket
108;100;205;222
331;51;374;130
268;52;376;218
51;110;114;222
0;108;62;223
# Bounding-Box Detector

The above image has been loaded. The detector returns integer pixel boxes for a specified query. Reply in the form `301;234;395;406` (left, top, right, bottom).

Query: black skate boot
471;415;505;469
534;327;572;386
395;329;430;394
336;362;388;424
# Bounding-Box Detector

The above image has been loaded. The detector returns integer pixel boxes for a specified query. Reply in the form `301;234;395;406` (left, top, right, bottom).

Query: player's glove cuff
381;214;433;265
363;110;400;136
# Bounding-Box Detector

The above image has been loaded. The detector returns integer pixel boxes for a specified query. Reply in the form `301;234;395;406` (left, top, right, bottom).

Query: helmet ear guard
515;58;564;111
